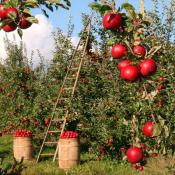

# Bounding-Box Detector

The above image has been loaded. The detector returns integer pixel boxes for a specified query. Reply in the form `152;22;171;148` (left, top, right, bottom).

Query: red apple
140;143;147;150
133;45;146;57
99;145;106;150
19;14;32;29
44;118;50;127
120;147;126;153
151;153;158;157
107;74;113;80
103;13;122;30
3;22;17;32
96;157;101;161
0;5;6;19
118;60;133;71
118;157;122;160
120;65;140;81
139;59;157;76
5;7;18;19
138;166;144;172
142;121;155;137
132;163;138;169
107;138;113;146
126;147;143;163
112;44;128;59
158;76;165;82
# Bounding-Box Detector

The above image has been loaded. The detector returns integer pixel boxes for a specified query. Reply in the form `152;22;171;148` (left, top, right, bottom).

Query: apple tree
49;0;174;162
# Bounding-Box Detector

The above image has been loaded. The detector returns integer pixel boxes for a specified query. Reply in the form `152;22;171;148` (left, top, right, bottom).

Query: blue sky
32;0;155;36
0;0;169;64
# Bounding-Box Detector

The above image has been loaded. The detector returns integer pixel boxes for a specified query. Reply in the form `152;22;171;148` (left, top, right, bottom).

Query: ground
0;135;174;175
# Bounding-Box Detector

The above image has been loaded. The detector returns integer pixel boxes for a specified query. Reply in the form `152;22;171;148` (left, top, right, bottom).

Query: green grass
69;161;136;175
23;161;66;175
22;160;136;175
0;135;175;175
0;135;13;158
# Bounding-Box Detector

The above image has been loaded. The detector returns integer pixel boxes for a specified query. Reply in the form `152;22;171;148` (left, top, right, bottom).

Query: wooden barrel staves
13;130;33;161
58;136;80;170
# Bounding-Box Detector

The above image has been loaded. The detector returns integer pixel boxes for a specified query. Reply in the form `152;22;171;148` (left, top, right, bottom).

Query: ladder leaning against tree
36;16;92;163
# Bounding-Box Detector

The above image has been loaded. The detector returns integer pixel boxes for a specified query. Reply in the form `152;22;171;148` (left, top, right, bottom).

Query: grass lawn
0;135;175;175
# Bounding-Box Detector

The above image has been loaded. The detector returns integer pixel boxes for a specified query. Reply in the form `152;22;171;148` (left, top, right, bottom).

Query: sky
0;0;166;65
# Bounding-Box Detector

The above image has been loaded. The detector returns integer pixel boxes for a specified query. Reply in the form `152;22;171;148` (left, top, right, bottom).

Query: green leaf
17;28;23;39
121;3;135;12
89;2;102;11
121;3;136;19
50;0;60;3
25;0;37;3
126;23;133;32
7;12;18;21
22;9;32;15
153;123;162;137
21;0;38;8
0;19;13;29
134;32;140;41
123;118;129;126
163;146;167;155
26;17;38;24
64;0;71;7
45;4;54;12
158;115;165;127
89;2;112;15
107;39;115;46
57;3;69;10
7;0;19;8
41;9;49;18
100;5;112;15
142;20;151;26
164;125;170;138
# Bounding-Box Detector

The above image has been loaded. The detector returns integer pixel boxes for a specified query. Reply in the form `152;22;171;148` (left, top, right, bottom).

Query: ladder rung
40;153;55;156
74;58;81;60
52;118;64;122
66;77;75;80
59;98;68;101
64;87;73;90
37;21;92;163
71;67;78;70
45;141;58;144
48;131;61;133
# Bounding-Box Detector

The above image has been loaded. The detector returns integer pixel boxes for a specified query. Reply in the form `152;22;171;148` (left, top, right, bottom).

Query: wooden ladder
36;18;91;163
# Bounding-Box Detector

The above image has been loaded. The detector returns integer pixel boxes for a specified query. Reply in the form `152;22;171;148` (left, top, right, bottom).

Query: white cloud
0;14;54;66
0;15;82;67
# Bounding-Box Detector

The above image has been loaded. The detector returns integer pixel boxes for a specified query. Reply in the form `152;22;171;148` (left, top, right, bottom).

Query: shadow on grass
0;135;13;159
0;150;11;158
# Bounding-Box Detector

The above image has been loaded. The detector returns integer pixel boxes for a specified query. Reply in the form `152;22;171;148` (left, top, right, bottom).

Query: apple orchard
0;0;174;173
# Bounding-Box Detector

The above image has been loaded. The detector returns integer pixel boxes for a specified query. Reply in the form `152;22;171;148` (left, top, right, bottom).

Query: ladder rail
47;16;92;121
36;33;82;163
53;21;92;162
72;22;92;96
53;110;69;161
36;16;92;163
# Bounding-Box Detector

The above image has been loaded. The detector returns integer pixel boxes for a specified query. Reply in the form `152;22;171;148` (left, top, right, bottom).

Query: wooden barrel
58;138;80;170
13;136;33;161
